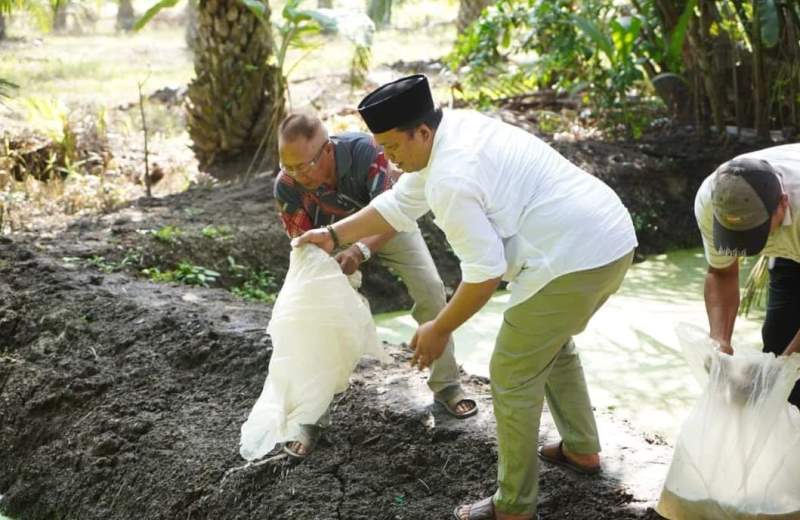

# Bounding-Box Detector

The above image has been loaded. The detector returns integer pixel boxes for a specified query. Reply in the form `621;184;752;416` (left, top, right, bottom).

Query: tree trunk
697;0;726;134
0;14;6;41
116;0;135;32
654;0;726;133
456;0;491;33
185;0;199;53
53;0;69;32
782;3;799;135
187;0;285;176
752;0;770;139
367;0;391;28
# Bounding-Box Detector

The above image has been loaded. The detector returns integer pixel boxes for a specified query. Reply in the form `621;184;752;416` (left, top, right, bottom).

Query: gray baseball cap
711;157;782;256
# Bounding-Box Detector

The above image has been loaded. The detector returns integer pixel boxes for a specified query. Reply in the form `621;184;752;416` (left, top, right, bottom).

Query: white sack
657;323;800;519
239;245;389;461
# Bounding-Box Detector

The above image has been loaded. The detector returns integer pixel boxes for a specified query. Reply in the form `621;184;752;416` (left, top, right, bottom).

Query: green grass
152;225;182;243
0;29;193;108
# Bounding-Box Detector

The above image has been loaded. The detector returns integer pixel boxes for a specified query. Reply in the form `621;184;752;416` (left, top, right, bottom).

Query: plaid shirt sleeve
366;150;398;201
274;173;313;238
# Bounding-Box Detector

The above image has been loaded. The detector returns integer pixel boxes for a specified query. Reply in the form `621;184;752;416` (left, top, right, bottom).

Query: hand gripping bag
656;323;800;519
239;245;389;461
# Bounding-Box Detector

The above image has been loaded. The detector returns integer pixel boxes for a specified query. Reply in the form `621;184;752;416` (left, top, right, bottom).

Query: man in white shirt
274;113;477;460
694;143;800;408
293;75;637;520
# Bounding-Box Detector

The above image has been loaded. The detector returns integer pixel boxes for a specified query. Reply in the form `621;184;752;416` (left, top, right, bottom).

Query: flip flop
537;441;601;476
434;388;478;419
453;497;540;520
283;424;323;461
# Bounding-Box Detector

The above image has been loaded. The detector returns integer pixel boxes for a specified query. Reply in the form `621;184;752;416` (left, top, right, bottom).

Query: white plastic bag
657;323;800;519
239;245;389;461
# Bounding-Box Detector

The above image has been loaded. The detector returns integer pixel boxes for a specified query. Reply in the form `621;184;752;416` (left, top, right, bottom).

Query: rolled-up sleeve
694;180;736;269
370;172;428;232
430;176;507;283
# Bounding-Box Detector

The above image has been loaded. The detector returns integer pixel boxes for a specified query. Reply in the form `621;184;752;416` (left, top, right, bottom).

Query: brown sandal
434;388;478;419
282;424;323;461
538;441;601;476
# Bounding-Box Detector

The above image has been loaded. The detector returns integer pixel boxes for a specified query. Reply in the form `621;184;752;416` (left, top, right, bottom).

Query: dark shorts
763;257;800;408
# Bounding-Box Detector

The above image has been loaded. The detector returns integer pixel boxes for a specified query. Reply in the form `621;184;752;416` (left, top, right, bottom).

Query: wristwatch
353;241;371;262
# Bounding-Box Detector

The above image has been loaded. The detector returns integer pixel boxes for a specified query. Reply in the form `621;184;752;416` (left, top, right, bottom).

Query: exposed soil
0;125;772;520
0;237;669;520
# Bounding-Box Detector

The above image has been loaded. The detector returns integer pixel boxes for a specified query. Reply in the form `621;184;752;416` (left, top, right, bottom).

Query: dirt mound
22;130;762;318
0;239;667;519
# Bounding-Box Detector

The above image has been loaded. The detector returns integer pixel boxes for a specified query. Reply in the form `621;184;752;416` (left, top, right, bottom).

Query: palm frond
0;78;18;100
740;255;769;316
134;0;181;31
349;44;371;88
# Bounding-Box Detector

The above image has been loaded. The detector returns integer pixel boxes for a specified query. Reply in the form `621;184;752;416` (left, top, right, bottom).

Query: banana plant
757;0;779;48
138;0;374;87
0;0;50;32
665;0;696;72
242;0;374;84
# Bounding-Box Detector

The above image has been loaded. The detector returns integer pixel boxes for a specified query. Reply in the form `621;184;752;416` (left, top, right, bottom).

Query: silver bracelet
353;241;371;262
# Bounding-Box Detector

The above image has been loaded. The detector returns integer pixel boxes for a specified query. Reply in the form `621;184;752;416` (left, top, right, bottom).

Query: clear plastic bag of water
656;323;800;519
239;245;389;461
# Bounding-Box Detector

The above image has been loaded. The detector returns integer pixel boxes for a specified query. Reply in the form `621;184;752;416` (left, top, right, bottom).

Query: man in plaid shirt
274;112;477;460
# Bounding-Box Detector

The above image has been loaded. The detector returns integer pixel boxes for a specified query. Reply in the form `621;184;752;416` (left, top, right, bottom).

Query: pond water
375;249;766;441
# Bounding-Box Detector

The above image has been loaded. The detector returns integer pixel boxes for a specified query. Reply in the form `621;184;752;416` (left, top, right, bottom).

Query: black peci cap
357;74;434;134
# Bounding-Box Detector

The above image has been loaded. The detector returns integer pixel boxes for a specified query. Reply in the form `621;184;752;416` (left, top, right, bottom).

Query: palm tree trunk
116;0;135;32
367;0;392;28
457;0;491;33
187;0;285;175
53;0;69;32
185;0;198;52
0;14;6;40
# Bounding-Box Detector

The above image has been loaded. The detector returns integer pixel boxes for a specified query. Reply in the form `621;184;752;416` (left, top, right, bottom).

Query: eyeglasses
280;140;329;178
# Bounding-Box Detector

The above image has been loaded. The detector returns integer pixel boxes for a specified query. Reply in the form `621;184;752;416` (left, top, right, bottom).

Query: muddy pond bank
0;131;771;519
0;238;670;519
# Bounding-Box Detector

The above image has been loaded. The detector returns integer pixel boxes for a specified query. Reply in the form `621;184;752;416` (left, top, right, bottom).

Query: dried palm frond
0;78;17;100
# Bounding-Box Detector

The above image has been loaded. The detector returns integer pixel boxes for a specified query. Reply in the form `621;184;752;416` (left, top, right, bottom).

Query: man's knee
409;276;447;312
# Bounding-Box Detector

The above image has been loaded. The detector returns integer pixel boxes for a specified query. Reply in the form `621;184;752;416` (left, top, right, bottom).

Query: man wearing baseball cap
695;143;800;408
293;74;637;519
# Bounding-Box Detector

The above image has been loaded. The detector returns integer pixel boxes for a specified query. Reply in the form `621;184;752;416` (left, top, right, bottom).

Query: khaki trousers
377;230;462;397
491;251;634;515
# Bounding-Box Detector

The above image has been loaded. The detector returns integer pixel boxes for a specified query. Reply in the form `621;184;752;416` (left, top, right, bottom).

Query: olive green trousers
492;250;634;516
